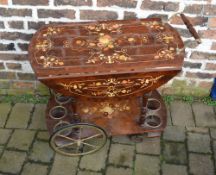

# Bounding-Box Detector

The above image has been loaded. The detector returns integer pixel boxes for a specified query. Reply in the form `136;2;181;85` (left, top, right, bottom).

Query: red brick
141;0;164;10
28;22;45;30
0;0;8;5
6;63;22;70
184;40;199;49
0;62;4;70
0;43;15;51
198;81;213;89
0;22;4;29
199;30;216;40
148;14;168;21
205;63;216;70
8;21;24;29
0;72;16;79
0;8;32;17
80;10;118;20
208;17;216;28
183;4;203;14
190;51;216;60
176;28;191;38
124;11;137;20
55;0;92;6
164;2;179;11
184;61;202;69
186;72;213;79
97;0;137;8
204;5;216;16
170;16;207;26
17;73;35;80
11;81;34;89
0;32;33;41
38;9;75;19
0;54;28;61
211;42;216;50
18;43;29;51
12;0;48;5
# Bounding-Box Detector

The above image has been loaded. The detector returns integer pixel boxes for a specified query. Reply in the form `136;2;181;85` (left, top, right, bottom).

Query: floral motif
42;27;62;37
154;47;175;60
87;50;132;64
81;101;131;119
141;21;165;31
156;33;174;44
35;39;52;52
85;23;122;33
58;75;163;98
63;40;70;48
38;56;64;68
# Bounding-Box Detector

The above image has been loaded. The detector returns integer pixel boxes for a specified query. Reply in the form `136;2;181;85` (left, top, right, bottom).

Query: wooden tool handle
180;13;201;44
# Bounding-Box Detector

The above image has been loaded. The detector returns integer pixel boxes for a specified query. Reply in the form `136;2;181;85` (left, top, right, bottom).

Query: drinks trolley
28;16;199;156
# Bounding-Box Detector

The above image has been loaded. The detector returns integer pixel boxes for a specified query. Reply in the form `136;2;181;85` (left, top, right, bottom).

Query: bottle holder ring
146;98;161;111
49;106;68;120
53;121;71;136
55;93;72;105
144;115;162;128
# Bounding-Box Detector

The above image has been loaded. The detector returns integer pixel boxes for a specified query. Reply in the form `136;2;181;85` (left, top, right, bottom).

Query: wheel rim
50;123;107;156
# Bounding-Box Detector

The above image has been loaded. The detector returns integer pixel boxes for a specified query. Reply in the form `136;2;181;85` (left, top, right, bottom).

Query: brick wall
0;0;215;96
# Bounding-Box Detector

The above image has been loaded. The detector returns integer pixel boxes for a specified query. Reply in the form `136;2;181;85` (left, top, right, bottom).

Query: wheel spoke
81;133;103;142
57;141;76;149
57;134;77;142
78;126;83;139
81;141;97;149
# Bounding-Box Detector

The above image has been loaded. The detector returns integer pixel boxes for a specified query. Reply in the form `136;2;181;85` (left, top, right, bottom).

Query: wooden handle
180;13;201;44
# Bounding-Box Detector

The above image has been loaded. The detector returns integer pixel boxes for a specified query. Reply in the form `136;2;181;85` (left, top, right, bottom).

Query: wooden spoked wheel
49;123;107;156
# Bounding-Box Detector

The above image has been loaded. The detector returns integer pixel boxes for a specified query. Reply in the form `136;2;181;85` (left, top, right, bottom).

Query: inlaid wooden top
28;18;185;80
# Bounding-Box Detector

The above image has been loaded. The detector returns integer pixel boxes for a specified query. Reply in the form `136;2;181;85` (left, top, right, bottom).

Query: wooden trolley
28;17;194;156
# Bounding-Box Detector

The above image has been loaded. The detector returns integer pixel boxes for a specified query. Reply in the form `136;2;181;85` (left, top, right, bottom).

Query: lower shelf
45;90;167;137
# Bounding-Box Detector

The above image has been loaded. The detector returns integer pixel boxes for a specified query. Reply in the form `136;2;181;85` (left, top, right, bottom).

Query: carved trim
58;75;163;98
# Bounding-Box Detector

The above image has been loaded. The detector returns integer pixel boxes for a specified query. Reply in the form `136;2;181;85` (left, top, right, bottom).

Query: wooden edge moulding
28;14;201;156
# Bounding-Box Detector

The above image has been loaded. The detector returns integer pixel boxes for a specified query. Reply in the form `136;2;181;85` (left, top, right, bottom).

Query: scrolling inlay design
33;21;178;68
81;101;131;119
58;75;163;97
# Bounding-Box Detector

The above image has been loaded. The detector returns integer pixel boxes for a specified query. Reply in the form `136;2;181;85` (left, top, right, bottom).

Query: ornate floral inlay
154;47;175;60
87;49;132;64
141;21;165;31
33;20;180;68
38;56;64;68
156;33;174;44
85;23;122;33
58;75;163;98
42;27;62;37
81;101;131;119
35;39;52;52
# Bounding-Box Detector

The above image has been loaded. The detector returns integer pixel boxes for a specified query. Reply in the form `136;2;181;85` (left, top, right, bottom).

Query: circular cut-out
147;98;161;111
55;93;72;105
145;115;161;128
49;106;67;120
